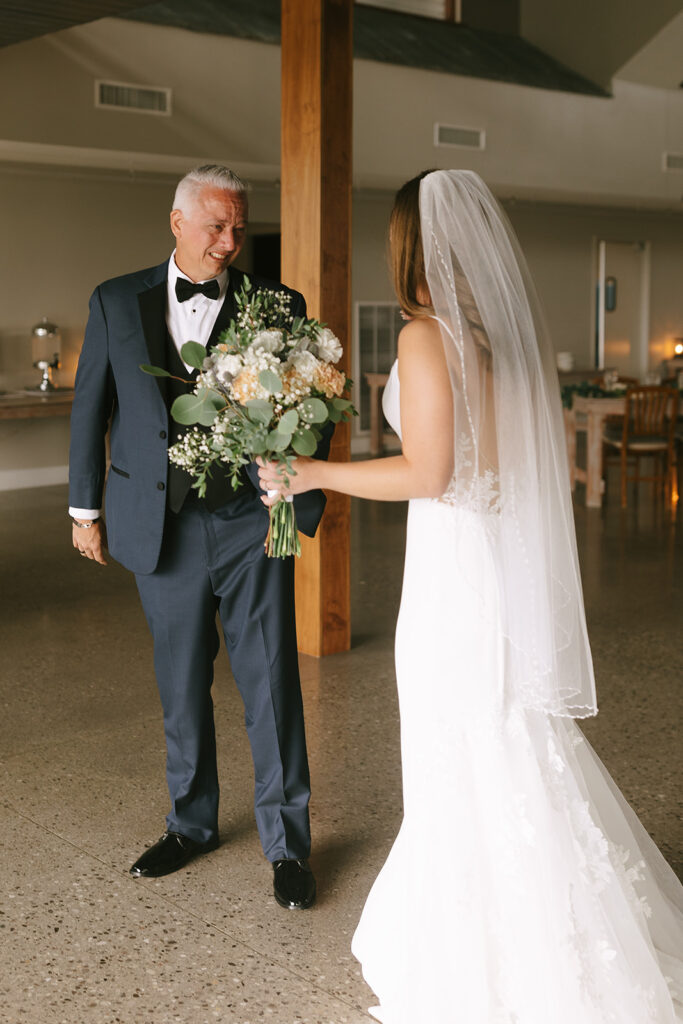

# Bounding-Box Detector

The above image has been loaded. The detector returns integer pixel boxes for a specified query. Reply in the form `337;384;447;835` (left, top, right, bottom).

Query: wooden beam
445;0;461;22
281;0;353;656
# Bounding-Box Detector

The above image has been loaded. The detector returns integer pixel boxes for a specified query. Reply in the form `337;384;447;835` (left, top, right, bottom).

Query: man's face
170;186;248;281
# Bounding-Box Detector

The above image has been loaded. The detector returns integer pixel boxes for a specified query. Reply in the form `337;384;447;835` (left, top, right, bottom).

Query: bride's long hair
389;171;434;319
390;172;491;360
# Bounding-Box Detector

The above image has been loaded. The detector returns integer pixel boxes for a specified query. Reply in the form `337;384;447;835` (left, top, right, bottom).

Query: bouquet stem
265;497;301;559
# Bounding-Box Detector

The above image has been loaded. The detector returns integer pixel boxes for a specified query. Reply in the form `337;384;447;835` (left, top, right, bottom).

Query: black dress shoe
129;831;218;878
272;858;316;909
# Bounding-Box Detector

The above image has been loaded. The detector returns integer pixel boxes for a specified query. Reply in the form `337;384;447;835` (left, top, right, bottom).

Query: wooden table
565;394;626;508
0;390;74;420
364;371;390;456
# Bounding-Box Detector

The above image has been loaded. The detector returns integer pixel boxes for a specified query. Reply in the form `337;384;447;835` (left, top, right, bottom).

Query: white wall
352;190;683;371
353;61;683;208
0;21;281;172
508;202;683;369
0;18;681;208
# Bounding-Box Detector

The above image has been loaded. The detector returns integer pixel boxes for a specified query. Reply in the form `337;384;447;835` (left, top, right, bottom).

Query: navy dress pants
134;492;311;862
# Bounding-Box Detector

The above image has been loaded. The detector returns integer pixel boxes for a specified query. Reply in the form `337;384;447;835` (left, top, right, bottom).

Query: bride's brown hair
390;169;491;356
389;171;435;319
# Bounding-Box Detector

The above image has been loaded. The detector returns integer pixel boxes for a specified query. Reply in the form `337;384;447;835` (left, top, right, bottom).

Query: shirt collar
168;251;229;300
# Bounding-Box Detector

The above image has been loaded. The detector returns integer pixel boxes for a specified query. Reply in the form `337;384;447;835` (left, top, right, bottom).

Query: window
354;302;403;447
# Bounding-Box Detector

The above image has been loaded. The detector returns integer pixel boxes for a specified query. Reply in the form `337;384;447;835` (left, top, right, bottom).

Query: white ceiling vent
663;152;683;171
95;80;172;116
435;123;485;150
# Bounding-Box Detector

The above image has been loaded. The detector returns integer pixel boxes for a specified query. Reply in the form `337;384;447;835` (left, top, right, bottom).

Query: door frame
595;238;650;378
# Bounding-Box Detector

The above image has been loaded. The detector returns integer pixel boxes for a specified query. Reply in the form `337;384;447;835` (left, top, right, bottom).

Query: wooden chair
602;386;679;507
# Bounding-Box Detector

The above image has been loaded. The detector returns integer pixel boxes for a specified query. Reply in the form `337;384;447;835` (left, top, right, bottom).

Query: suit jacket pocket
110;464;130;479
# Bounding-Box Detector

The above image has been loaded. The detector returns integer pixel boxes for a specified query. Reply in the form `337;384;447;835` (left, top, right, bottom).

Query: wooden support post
281;0;353;656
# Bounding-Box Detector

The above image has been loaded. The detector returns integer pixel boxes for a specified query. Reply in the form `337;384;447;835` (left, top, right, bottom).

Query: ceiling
0;0;606;95
0;1;147;47
617;7;683;90
1;0;681;93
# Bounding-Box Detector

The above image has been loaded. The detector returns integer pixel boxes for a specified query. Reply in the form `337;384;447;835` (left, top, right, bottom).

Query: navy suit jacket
69;261;328;575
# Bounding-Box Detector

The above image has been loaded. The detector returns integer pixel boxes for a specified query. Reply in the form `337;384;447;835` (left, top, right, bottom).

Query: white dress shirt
166;251;228;369
70;253;228;520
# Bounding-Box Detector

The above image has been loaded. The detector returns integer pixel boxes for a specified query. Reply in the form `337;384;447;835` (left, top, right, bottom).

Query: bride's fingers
258;462;286;488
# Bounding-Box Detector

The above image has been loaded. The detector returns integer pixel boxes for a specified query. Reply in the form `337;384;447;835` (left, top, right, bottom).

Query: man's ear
170;209;183;239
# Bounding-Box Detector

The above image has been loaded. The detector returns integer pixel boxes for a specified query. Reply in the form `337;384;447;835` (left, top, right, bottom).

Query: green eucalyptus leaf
327;406;342;424
259;369;283;394
245;399;274;426
171;394;205;425
140;364;172;378
171;388;223;426
332;397;352;411
299;397;328;424
292;429;317;457
267;428;292;452
180;341;207;370
250;435;267;455
279;409;299;432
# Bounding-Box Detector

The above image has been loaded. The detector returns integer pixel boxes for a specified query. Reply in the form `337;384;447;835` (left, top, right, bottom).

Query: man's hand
71;519;108;565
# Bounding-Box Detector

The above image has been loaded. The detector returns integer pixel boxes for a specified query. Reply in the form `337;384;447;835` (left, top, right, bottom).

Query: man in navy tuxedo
68;165;325;909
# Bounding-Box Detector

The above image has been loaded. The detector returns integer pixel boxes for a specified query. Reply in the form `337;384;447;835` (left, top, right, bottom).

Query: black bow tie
175;277;220;303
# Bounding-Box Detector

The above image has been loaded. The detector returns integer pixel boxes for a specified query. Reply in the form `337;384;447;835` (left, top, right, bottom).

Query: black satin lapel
137;280;168;404
207;277;238;349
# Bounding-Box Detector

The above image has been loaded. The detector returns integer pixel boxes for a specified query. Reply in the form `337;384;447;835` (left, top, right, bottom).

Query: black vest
165;332;247;513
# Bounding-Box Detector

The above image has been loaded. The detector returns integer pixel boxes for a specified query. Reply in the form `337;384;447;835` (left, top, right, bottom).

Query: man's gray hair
172;164;248;212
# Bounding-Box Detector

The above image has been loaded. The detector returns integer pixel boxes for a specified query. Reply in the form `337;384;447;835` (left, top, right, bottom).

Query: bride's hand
256;456;315;506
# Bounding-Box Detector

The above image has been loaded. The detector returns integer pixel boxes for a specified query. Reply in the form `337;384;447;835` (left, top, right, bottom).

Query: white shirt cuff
69;507;101;520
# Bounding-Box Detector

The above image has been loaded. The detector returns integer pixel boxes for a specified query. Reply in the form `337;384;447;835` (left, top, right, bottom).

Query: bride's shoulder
398;316;446;367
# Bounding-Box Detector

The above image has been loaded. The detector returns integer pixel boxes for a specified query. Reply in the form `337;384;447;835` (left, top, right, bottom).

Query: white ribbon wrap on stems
267;490;293;503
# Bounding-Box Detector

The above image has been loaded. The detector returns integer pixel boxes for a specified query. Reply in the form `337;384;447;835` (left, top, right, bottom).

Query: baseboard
0;465;68;491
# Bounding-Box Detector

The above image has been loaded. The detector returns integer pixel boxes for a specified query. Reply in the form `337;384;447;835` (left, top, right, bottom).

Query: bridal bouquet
141;277;355;557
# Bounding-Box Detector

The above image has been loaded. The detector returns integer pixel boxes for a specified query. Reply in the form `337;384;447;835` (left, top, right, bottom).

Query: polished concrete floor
1;482;681;1024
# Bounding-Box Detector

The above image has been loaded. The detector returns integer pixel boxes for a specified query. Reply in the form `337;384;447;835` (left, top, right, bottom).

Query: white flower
251;328;285;354
286;349;320;382
315;326;342;363
242;347;280;373
214;352;243;381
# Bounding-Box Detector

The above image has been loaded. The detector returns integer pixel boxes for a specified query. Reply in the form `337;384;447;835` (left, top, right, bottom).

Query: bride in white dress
259;170;682;1023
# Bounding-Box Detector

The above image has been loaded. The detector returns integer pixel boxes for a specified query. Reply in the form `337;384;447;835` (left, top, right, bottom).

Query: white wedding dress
351;360;683;1024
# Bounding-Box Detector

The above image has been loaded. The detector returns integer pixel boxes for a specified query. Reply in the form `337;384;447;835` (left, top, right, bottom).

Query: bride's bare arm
258;317;453;502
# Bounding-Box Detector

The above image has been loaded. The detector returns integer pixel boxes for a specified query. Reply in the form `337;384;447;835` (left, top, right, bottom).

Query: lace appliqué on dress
437;433;502;516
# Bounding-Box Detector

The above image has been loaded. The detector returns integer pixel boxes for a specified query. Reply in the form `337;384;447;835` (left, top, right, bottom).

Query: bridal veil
419;169;597;719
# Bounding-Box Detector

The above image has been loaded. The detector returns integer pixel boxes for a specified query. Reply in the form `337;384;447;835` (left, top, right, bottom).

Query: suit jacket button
159;430;167;439
157;482;165;491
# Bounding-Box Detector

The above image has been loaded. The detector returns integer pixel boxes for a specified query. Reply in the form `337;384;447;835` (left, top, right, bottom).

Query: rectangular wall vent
663;152;683;171
95;80;172;116
435;123;485;150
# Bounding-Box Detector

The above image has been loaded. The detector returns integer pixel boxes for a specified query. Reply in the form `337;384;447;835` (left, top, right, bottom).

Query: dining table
564;392;627;508
0;389;74;420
